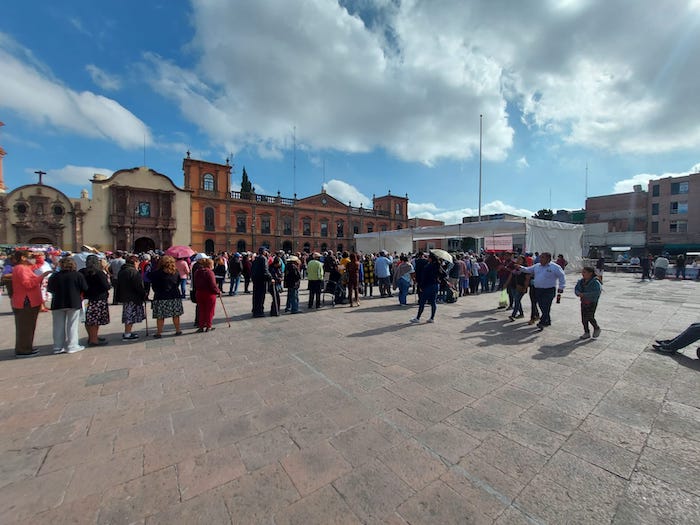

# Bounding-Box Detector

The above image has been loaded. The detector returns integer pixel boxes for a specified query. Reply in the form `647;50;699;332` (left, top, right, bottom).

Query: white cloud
85;64;121;91
613;162;700;193
0;33;150;149
516;156;529;169
323;179;371;206
141;1;700;161
28;165;114;188
409;200;533;224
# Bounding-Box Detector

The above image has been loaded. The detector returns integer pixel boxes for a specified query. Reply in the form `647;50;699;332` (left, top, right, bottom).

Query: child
574;266;602;339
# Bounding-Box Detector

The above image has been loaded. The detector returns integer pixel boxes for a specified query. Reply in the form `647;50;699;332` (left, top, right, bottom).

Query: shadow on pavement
533;338;592;360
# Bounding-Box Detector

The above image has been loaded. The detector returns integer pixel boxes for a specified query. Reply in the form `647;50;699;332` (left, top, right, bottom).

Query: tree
533;208;554;220
240;167;253;198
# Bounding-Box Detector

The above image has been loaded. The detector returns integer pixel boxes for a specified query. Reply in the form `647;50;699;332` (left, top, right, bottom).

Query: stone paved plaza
0;273;699;524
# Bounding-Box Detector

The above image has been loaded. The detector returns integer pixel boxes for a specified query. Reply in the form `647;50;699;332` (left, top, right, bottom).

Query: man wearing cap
251;248;273;317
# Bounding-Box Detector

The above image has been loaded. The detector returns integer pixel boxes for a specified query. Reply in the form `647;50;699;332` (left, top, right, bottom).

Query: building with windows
185;156;409;254
647;172;700;253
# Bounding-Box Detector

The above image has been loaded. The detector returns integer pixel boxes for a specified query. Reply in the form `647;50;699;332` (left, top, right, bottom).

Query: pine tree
240;167;253;197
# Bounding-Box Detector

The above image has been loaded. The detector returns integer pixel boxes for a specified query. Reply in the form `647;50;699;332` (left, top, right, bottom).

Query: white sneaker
67;345;85;354
426;318;435;323
410;318;420;323
52;348;66;355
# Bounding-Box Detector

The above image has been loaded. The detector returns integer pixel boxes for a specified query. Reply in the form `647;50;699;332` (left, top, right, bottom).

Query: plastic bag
498;290;508;308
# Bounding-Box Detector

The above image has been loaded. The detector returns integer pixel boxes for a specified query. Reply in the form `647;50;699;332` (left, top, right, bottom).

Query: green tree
533;208;554;220
240;167;253;197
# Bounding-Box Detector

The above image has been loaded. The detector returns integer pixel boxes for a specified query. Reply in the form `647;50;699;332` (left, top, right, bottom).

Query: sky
1;0;700;225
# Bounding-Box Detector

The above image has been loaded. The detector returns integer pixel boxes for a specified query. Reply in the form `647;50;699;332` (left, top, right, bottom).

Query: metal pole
478;114;482;222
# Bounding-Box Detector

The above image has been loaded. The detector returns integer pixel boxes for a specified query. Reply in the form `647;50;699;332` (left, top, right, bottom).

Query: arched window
204;239;215;254
203;173;215;191
204;207;215;231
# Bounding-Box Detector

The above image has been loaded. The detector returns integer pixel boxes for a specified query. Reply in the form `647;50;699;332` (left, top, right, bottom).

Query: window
652;184;660;197
336;221;344;238
204;207;215;231
261;216;271;234
670;202;688;214
397;224;403;230
53;205;64;217
138;202;151;217
395;203;401;215
237;240;246;253
380;224;387;232
651;203;659;215
303;219;311;236
651;221;659;234
367;223;374;233
353;224;359;235
671;181;689;195
670;220;688;233
320;221;328;237
283;218;292;235
236;215;246;233
203;173;215;191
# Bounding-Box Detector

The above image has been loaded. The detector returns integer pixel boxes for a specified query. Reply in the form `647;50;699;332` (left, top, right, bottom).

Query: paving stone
285;411;340;448
593;389;664;431
333;459;414;524
143;428;206;473
499;417;566;456
330;420;396;467
396;479;492;524
0;467;74;524
521;403;582;436
417;422;482;465
562;429;639;479
440;469;509;519
219;462;300;523
280;440;352;496
40;433;115;474
22;493;103;525
236;426;299;471
0;447;48;489
467;434;548;485
654;401;700;440
637;446;700;497
177;443;246;501
273;485;361;525
579;414;649;454
145;489;231;525
378;438;448;491
444;406;505;440
97;466;180;525
456;455;527;505
613;472;700;525
84;367;129;386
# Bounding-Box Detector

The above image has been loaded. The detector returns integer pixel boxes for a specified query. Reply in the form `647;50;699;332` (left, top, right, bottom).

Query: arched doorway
282;240;293;253
303;242;310;253
28;236;53;245
236;240;246;253
204;239;215;254
134;237;155;253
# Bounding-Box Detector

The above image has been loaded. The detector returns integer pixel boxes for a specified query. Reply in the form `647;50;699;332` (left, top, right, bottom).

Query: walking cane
144;300;149;336
271;280;280;316
218;294;231;327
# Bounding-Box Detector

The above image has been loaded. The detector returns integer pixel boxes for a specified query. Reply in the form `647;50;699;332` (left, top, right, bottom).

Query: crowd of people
2;245;697;359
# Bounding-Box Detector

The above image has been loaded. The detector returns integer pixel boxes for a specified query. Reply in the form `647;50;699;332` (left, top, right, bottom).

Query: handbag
498;290;508;308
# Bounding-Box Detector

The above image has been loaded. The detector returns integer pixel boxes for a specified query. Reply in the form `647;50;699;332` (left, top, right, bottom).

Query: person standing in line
362;254;375;298
227;253;242;296
574;266;602;339
506;255;528;321
393;255;415;306
345;253;361;307
80;255;111;347
241;253;252;293
595;255;606;283
47;256;88;354
213;256;227;293
116;255;146;340
251;248;272;317
148;255;184;338
11;250;53;357
306;252;324;309
410;253;445;324
518;252;566;331
374;251;393;297
194;257;219;332
283;256;301;313
109;251;126;304
175;257;190;299
675;254;686;280
640;253;652;281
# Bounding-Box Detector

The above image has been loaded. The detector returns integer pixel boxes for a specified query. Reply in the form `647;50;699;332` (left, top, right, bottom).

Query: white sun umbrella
430;249;453;263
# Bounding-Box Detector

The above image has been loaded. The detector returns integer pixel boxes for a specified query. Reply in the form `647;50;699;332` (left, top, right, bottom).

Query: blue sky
2;0;700;224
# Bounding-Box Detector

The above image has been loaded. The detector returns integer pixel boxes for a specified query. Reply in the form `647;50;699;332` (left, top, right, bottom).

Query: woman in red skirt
194;257;219;332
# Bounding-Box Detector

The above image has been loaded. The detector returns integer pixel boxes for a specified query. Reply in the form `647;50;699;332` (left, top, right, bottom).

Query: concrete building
647;172;700;254
185;156;409;254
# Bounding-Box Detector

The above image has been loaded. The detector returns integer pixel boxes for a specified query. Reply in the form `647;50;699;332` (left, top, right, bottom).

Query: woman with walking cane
194;257;220;332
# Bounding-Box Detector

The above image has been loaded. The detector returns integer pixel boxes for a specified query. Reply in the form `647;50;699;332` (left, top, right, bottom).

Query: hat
380;250;387;256
194;253;210;261
286;255;300;263
258;247;266;254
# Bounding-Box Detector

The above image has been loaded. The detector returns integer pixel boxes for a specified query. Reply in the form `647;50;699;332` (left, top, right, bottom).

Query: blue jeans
287;288;299;313
511;290;525;317
179;278;187;298
398;278;411;304
417;283;438;320
662;322;700;351
228;275;240;294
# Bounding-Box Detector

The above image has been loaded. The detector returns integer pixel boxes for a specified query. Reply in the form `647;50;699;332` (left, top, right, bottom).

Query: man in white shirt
519;252;566;331
374;251;393;297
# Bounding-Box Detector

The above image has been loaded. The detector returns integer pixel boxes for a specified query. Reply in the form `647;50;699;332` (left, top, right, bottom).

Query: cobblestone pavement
0;273;698;524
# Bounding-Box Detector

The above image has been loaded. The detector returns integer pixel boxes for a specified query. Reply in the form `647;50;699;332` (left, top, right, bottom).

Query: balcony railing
230;191;295;205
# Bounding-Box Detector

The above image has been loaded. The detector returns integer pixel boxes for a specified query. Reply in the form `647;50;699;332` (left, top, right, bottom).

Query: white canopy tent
354;218;585;270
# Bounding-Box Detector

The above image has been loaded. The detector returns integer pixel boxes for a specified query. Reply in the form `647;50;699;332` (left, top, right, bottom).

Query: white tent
355;218;585;269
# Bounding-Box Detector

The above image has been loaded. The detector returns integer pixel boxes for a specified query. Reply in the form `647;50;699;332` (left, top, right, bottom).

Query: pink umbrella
165;245;195;259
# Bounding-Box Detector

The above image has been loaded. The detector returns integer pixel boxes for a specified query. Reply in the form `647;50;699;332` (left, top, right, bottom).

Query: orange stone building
184;156;409;254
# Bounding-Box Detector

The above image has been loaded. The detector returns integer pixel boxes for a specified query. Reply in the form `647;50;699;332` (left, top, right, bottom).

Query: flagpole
478;114;482;222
